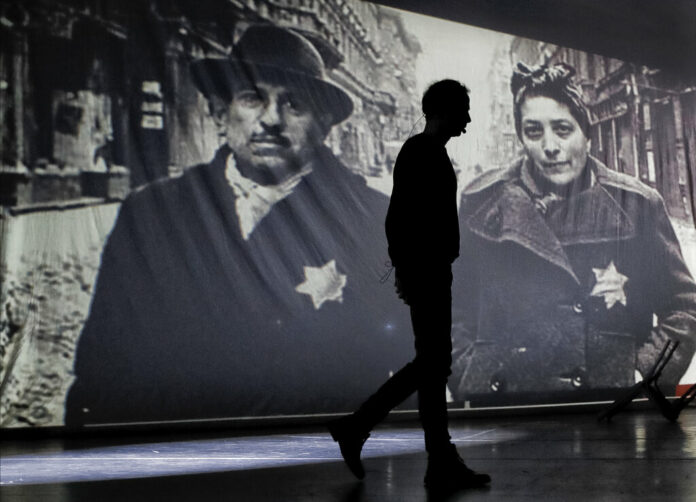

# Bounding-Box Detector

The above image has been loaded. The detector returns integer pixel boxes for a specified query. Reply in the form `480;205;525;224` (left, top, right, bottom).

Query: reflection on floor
1;408;695;501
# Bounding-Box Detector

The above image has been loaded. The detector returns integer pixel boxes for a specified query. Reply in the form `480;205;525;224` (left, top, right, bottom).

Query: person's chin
252;156;302;182
544;173;579;187
534;163;569;183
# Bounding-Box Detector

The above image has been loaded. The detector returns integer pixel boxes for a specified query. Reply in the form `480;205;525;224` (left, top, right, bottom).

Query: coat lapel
548;158;636;245
466;181;580;284
465;156;639;285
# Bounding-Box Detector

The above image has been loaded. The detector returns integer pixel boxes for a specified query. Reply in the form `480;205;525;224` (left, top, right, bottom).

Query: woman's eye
523;126;543;140
554;124;574;137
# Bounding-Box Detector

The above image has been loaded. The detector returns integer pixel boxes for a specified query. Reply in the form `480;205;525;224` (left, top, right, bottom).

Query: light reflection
0;427;506;486
681;424;696;455
634;422;647;458
572;429;583;456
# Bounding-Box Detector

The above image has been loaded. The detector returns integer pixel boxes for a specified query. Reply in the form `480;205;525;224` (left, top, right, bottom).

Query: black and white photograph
2;2;696;502
1;0;695;430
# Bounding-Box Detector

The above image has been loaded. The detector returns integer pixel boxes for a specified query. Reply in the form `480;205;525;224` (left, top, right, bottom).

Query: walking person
329;79;491;492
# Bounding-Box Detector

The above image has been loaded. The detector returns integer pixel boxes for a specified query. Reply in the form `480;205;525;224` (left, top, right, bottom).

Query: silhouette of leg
350;267;452;446
327;416;370;479
329;265;488;486
410;268;490;491
329;356;422;479
410;277;453;455
352;361;419;430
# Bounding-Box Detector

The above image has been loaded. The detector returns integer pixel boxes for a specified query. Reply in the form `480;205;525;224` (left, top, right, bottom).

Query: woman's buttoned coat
451;156;696;402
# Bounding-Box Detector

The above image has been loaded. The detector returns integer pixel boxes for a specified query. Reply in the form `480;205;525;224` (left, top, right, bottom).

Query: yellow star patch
295;260;347;310
590;260;629;309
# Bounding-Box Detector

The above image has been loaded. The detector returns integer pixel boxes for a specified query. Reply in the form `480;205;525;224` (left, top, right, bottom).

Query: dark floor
1;408;695;501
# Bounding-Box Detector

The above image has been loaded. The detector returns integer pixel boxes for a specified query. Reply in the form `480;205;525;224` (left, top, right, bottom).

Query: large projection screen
1;0;694;428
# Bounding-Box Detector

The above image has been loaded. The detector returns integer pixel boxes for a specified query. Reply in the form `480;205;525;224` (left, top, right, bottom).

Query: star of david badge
295;260;347;310
590;260;629;309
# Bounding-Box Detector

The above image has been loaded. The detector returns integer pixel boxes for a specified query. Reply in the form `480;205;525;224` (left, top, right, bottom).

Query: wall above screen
369;0;696;77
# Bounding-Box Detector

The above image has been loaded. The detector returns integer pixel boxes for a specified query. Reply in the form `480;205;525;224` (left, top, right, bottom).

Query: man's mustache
250;133;291;148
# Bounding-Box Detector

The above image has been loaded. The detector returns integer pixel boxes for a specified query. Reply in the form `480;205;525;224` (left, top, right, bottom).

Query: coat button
573;302;584;314
490;373;506;392
570;367;586;388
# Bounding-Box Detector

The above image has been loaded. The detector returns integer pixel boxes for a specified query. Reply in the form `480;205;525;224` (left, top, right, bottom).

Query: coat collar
465;156;637;284
187;145;382;241
194;145;320;211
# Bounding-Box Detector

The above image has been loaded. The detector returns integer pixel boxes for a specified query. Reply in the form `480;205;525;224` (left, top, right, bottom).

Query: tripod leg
645;384;679;421
672;382;696;414
652;340;680;385
597;382;645;422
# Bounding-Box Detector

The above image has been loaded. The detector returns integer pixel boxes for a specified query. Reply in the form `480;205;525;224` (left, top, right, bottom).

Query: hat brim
190;58;353;125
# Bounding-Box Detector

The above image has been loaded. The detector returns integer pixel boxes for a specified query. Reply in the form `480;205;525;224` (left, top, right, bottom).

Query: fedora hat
191;24;353;125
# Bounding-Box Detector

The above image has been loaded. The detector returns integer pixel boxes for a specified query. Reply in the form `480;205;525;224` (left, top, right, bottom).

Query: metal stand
598;340;696;422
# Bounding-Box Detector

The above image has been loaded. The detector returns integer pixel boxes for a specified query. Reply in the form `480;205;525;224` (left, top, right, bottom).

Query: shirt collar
224;152;312;240
224;153;312;200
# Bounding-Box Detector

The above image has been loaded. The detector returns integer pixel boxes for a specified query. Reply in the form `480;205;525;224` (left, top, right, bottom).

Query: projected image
450;62;696;405
63;21;417;426
0;0;694;427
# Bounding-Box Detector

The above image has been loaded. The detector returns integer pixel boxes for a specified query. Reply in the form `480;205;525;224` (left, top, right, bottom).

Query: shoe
327;415;370;480
424;444;490;492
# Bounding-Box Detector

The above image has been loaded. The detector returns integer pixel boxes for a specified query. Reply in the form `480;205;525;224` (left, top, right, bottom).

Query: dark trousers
353;265;453;454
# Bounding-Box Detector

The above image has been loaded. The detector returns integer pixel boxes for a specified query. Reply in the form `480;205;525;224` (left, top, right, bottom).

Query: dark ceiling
368;0;696;78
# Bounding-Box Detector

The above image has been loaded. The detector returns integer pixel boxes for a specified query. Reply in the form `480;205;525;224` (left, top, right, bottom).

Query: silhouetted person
329;80;490;492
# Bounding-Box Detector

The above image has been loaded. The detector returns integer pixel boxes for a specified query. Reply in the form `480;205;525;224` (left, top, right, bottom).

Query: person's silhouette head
422;80;471;141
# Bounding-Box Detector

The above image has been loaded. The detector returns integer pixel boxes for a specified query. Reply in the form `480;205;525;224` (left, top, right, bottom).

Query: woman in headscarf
451;62;696;405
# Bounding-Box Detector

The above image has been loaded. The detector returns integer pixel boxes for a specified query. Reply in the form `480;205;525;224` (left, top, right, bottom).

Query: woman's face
519;96;589;186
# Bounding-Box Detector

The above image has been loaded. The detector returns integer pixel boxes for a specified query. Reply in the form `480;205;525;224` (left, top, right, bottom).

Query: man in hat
65;25;412;426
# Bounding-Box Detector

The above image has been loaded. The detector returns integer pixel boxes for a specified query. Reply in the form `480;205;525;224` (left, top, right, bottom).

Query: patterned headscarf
511;62;591;139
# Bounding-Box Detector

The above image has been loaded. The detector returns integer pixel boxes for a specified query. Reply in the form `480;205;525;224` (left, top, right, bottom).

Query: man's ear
207;94;229;129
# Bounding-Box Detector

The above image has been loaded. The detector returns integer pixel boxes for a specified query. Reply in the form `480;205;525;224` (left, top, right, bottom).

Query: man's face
520;96;589;186
441;97;471;138
215;82;327;185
